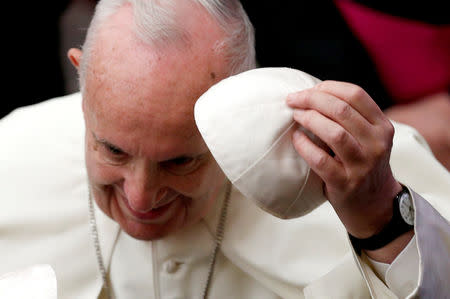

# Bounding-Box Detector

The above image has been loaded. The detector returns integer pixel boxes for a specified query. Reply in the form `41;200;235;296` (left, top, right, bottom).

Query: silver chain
201;182;232;299
88;182;232;299
88;188;110;298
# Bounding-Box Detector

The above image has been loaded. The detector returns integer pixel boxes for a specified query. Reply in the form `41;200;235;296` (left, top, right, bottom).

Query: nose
123;163;166;213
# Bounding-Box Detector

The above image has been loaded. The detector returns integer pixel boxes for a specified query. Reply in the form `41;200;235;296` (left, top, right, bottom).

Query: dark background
3;0;449;118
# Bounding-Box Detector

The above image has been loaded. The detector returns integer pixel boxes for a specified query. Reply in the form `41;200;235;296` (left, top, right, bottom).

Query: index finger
314;80;385;124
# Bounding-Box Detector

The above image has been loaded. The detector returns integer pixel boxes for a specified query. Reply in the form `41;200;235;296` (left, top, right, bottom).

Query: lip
126;198;175;218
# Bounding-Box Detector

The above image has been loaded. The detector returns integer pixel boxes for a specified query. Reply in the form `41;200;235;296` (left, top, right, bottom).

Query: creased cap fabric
195;67;326;219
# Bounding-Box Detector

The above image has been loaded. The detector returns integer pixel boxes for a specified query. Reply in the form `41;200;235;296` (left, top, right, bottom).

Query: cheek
165;159;225;198
192;160;226;196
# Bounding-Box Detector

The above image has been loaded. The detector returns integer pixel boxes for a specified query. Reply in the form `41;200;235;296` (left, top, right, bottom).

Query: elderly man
0;0;449;298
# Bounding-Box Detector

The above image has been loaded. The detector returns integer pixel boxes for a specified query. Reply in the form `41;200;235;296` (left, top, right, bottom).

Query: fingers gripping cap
194;67;326;219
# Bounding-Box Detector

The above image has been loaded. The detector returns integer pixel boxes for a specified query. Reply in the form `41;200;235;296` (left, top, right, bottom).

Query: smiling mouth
111;184;189;224
129;199;175;217
116;195;180;224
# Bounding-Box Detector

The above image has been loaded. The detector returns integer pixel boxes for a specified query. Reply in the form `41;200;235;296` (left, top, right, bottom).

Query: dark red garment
335;0;450;103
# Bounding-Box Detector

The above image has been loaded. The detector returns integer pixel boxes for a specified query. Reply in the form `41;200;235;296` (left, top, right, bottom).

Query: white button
164;260;182;273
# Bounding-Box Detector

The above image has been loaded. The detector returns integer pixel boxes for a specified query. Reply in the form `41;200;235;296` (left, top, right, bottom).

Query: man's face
79;5;228;240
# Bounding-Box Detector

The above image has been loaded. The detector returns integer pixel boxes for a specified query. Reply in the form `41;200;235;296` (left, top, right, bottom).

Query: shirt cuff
367;235;419;298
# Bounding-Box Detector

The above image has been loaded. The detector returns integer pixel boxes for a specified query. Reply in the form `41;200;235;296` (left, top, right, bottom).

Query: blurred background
3;0;449;168
2;0;97;118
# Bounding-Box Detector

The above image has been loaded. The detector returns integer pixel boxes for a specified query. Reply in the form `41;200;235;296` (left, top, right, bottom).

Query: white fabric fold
368;236;419;298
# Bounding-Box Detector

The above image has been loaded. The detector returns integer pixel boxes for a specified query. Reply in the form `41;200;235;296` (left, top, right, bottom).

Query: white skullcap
195;67;327;219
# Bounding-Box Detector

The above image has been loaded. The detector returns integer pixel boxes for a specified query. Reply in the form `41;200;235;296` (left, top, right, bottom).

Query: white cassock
0;68;449;298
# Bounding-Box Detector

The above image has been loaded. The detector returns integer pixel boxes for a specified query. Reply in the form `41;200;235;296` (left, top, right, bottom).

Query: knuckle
300;110;314;126
315;81;327;91
334;102;351;120
315;81;333;94
331;129;348;145
335;174;351;190
314;154;328;169
347;169;367;189
317;80;334;89
347;85;366;103
296;90;312;107
302;90;314;105
372;140;390;160
371;142;384;157
385;121;395;140
349;145;364;161
292;133;306;150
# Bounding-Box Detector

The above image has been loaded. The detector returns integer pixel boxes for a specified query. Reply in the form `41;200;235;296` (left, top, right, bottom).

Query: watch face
399;192;415;225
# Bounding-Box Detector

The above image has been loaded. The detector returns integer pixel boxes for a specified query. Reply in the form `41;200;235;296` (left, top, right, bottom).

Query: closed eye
161;156;201;175
104;143;124;156
92;133;128;163
170;156;194;165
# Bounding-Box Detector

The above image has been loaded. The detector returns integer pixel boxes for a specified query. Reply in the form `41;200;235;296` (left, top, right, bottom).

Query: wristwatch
349;185;415;252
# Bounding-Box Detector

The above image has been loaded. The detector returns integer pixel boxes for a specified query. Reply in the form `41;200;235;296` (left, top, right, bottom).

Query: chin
118;218;174;240
123;225;168;241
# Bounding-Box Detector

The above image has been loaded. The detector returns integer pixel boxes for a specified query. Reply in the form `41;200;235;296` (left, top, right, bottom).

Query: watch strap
349;186;414;253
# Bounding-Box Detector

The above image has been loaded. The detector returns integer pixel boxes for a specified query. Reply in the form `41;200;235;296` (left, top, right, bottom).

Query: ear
67;48;83;70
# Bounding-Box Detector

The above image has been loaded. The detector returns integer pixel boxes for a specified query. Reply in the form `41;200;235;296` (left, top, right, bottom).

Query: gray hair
79;0;256;91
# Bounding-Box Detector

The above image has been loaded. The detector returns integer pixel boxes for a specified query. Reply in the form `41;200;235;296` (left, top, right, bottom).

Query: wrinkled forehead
81;3;229;157
89;87;195;133
82;46;216;144
81;44;217;160
83;82;206;160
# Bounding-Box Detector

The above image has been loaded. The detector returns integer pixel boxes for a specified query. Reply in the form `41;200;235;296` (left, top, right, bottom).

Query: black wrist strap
349;186;413;253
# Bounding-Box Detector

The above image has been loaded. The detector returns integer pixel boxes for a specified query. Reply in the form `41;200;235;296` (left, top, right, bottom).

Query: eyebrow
92;132;126;153
91;132;208;161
